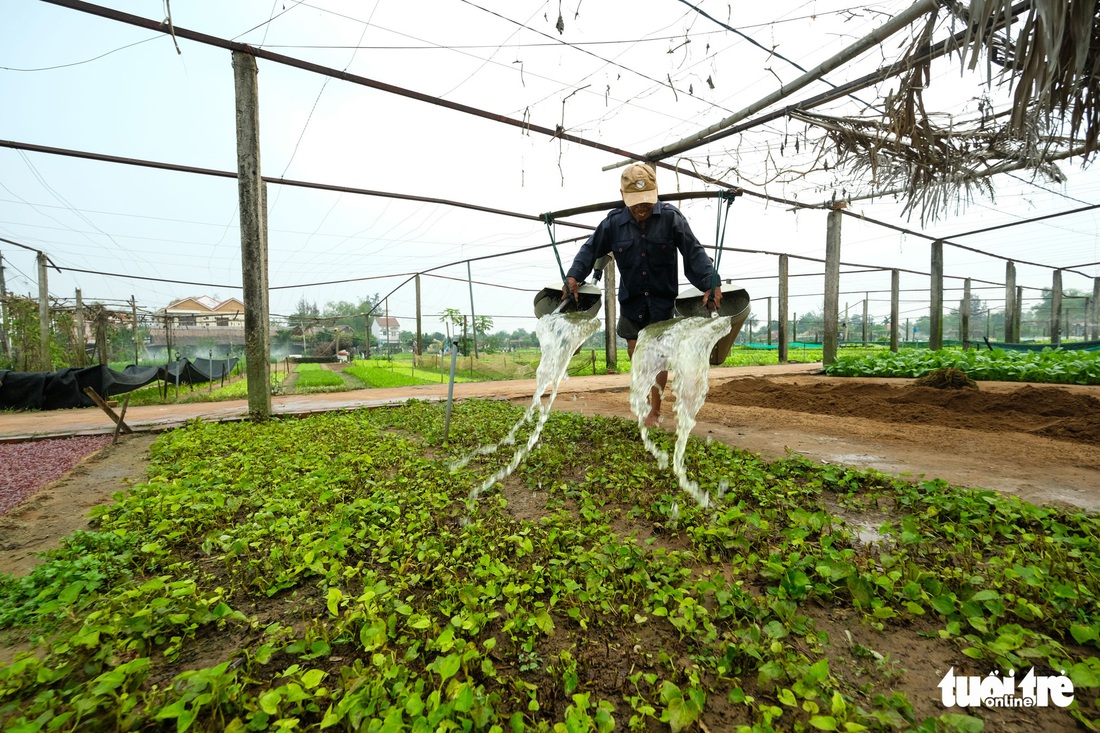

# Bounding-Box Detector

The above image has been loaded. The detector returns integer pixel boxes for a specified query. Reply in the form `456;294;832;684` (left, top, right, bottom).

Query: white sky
2;0;1099;339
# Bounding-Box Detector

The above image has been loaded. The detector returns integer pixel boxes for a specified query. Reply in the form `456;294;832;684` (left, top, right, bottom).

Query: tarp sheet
159;357;238;385
0;357;239;411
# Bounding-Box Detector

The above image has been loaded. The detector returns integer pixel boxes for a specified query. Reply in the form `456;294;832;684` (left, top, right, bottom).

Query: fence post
961;278;971;349
823;207;842;366
778;254;789;363
1051;270;1063;347
890;269;899;352
929;240;943;350
604;258;617;372
862;295;868;346
1092;277;1099;341
1004;261;1016;342
74;288;84;366
37;252;50;371
232;49;271;421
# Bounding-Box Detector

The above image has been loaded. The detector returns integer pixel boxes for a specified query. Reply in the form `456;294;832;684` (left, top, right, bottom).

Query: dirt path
1;364;1098;577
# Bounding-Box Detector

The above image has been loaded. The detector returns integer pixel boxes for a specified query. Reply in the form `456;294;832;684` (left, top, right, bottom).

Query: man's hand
562;276;580;302
703;285;723;311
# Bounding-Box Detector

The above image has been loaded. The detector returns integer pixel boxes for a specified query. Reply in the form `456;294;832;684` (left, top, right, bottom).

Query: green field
349;360;474;386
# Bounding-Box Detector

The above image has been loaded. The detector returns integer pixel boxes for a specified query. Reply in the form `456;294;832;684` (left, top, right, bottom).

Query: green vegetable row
1;400;1096;732
824;347;1100;384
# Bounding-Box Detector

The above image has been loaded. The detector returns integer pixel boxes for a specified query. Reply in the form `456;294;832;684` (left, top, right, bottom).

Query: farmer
562;162;722;427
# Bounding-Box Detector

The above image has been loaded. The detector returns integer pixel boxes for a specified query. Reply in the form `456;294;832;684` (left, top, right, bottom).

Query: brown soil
0;434;157;577
549;374;1100;513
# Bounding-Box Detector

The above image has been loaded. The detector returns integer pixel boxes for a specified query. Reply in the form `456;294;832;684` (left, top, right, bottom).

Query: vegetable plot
1;401;1097;732
824;347;1100;385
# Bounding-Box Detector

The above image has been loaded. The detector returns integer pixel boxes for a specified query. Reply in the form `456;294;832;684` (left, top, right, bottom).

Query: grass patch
345;363;437;388
293;363;345;389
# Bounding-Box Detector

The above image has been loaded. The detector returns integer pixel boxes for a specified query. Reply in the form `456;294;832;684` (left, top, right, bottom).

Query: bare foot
644;412;660;428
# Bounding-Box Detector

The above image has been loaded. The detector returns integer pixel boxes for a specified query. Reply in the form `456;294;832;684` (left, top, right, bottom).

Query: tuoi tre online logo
939;667;1074;708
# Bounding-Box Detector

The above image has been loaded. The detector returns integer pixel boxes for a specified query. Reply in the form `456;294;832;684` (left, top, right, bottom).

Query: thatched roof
796;0;1100;221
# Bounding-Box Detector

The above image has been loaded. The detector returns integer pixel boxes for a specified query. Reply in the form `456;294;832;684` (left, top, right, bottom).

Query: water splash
630;316;733;508
455;311;599;507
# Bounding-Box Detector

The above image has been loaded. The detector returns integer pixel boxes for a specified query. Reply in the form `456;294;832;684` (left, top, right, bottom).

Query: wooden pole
74;288;84;367
37;251;50;371
1051;270;1063;347
131;295;139;365
604;258;618;372
889;269;899;352
415;273;422;360
111;394;131;444
1014;286;1024;341
0;251;8;359
83;386;133;434
766;297;773;346
232;50;271;421
961;278;971;349
778;254;789;363
97;308;108;366
1004;261;1016;342
467;261;479;359
1092;277;1099;341
929;240;944;350
861;295;868;345
823;208;842;366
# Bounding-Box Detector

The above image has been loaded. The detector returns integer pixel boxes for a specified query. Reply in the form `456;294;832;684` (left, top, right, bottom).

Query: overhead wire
456;0;739;115
12;0;1095;319
0;34;162;71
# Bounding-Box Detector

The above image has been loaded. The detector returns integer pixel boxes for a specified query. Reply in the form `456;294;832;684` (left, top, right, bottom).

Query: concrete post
961;278;971;349
131;295;139;365
1092;277;1099;341
890;269;899;352
1051;270;1063;347
232;50;271;421
0;252;9;359
862;295;869;345
778;254;789;363
823;208;842;365
415;274;422;359
604;258;618;371
73;289;84;366
467;261;478;359
1014;286;1023;341
37;252;50;371
766;297;773;346
1004;261;1016;342
929;240;943;350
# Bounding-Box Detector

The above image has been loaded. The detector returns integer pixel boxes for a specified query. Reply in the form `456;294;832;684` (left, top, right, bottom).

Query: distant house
148;296;248;349
159;296;245;327
372;316;401;345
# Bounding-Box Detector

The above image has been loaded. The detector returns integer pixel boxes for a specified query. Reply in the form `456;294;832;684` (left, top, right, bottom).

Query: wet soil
550;374;1100;513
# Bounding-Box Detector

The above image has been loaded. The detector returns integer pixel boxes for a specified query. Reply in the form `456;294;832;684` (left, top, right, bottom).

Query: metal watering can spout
674;285;752;365
533;282;603;319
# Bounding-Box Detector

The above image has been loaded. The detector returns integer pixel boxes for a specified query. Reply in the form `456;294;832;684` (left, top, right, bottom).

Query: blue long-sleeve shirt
566;202;718;323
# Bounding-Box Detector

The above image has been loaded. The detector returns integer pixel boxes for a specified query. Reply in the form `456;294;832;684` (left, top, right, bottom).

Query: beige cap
620;163;658;207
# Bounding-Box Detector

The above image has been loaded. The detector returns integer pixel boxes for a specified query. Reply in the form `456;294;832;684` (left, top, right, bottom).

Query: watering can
533;282;603;319
674;286;751;365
